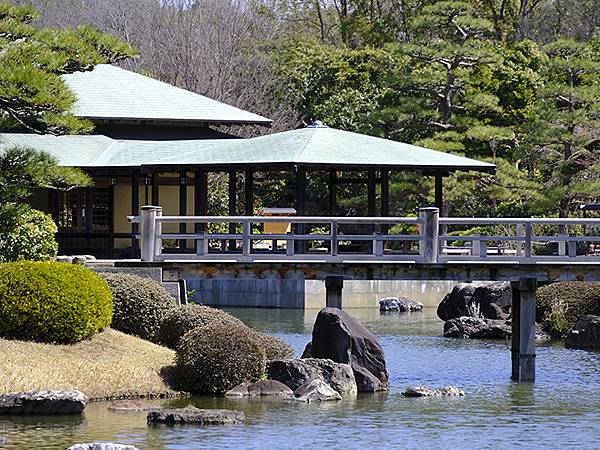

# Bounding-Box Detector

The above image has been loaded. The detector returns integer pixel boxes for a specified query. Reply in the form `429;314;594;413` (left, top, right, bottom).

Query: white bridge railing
130;206;600;263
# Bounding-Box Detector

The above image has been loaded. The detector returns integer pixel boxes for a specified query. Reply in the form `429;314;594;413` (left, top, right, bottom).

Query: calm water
2;307;600;450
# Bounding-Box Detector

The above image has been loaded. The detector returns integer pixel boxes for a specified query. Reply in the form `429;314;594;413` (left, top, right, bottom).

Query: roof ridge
91;136;120;166
294;127;318;161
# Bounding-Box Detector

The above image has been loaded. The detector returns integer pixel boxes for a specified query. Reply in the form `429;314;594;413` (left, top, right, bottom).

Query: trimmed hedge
0;261;112;343
0;209;58;262
175;322;266;394
100;273;175;343
253;332;294;360
536;281;600;337
159;304;243;350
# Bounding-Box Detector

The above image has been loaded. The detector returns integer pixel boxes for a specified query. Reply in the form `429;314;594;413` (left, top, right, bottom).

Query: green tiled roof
62;65;272;126
0;126;495;172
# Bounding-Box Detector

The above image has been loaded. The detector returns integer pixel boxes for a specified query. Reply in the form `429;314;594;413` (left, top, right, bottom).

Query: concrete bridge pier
325;276;344;309
511;278;538;382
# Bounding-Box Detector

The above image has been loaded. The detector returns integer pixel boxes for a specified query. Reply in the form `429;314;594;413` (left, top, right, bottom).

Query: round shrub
159;304;243;349
0;209;58;262
100;272;175;343
536;281;600;337
175;322;266;394
0;261;112;343
253;332;294;360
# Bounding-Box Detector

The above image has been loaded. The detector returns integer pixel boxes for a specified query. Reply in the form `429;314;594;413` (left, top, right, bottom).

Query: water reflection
2;307;599;449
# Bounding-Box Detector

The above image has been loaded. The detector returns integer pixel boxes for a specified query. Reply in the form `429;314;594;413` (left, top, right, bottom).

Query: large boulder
379;297;424;312
306;308;388;392
225;380;293;397
402;386;465;397
266;358;357;395
443;316;511;339
0;390;88;415
437;282;511;321
565;315;600;349
147;407;244;425
294;380;341;402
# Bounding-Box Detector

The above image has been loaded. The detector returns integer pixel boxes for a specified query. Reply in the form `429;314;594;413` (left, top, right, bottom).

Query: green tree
525;38;600;217
0;3;137;134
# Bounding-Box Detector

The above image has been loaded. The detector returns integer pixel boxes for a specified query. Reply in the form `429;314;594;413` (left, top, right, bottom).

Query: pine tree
0;3;137;134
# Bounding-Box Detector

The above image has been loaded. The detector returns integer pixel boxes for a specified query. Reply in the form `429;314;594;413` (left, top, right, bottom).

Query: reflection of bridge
125;206;600;383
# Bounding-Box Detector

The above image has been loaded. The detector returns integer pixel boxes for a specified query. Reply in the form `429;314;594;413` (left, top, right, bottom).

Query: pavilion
0;65;495;257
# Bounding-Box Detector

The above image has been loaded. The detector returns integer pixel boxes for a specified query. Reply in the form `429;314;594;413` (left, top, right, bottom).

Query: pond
2;307;600;449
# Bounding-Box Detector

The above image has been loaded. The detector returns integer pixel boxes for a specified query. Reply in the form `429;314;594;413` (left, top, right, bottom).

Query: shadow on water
3;307;600;449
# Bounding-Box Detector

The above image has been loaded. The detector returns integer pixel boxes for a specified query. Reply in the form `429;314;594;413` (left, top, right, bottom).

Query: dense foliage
536;281;600;337
175;322;266;394
0;209;58;262
100;273;175;343
253;332;295;360
0;261;112;343
158;304;243;350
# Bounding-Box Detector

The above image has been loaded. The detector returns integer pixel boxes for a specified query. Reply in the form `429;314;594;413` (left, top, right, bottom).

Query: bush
175;322;266;394
0;261;112;343
253;332;294;360
536;281;600;337
100;273;175;343
0;209;58;262
159;304;243;349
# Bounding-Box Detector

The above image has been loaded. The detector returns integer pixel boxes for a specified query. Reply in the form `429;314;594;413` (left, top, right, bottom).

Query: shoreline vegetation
0;328;181;401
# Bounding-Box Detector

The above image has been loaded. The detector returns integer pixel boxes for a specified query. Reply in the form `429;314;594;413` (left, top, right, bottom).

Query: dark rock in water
308;307;389;392
443;316;511;339
437;282;511;321
565;315;600;349
0;390;88;415
267;358;357;395
402;386;465;397
301;342;312;358
379;297;424;312
225;380;293;397
294;380;341;402
147;407;244;425
68;444;140;450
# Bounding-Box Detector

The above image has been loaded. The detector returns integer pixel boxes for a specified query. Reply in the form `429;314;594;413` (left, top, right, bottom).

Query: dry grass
0;328;181;401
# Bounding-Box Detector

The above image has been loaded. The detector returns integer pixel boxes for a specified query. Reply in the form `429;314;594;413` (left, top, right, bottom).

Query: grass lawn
0;328;180;400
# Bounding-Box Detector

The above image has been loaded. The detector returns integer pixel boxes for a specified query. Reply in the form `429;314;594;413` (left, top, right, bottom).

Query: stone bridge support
325;276;344;309
511;278;538;382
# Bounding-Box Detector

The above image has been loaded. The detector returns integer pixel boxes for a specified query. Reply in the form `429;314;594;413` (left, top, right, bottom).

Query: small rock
0;436;5;446
72;255;87;265
294;380;342;403
0;390;88;415
379;297;424;312
267;358;357;395
443;316;511;339
225;380;293;397
402;386;465;397
147;407;244;425
565;315;600;349
55;256;74;264
67;444;140;450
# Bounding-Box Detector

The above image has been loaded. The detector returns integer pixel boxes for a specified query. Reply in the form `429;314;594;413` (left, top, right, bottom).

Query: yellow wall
113;174;196;248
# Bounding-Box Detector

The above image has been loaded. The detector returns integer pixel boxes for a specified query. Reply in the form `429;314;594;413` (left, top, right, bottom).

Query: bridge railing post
419;207;439;263
140;205;159;262
155;207;163;257
242;219;251;257
331;220;339;256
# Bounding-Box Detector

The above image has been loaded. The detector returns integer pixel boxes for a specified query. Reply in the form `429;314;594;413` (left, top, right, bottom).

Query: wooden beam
151;172;159;205
131;170;140;258
329;169;337;216
325;276;344;309
511;278;538;382
381;169;390;234
296;166;307;254
228;170;237;251
244;169;254;216
435;172;443;213
84;188;92;234
179;172;188;251
194;169;208;222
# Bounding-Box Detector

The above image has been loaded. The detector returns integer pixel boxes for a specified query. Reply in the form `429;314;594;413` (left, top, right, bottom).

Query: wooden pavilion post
244;169;254;216
435;172;443;213
228;170;237;251
131;169;140;258
328;169;337;216
151;172;159;205
179;171;188;251
194;169;208;254
296;166;307;254
381;169;390;235
367;169;377;249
